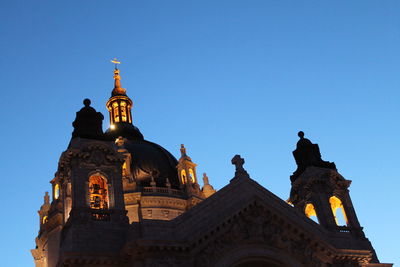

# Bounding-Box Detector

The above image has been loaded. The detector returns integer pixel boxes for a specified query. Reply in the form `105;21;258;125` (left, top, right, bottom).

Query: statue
290;131;336;182
71;99;105;140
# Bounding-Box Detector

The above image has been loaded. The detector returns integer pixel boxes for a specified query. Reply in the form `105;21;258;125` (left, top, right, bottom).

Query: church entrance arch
213;245;300;267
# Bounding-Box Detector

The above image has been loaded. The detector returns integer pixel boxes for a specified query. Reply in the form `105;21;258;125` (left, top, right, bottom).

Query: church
31;65;392;267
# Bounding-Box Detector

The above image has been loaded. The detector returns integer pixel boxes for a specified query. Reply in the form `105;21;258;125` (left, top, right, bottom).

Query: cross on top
232;155;245;171
111;58;121;69
231;154;250;179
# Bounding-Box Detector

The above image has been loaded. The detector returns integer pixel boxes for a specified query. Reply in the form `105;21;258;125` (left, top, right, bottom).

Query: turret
288;131;378;261
105;62;143;140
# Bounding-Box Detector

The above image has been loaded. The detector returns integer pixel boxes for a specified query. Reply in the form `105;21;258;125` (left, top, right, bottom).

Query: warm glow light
189;168;196;183
54;184;60;200
305;203;319;224
89;175;109;210
305;203;317;218
110;124;115;130
181;170;187;184
329;196;348;226
111;58;121;64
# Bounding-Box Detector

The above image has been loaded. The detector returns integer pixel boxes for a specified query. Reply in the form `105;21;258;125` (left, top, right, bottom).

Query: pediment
131;176;374;266
180;177;374;266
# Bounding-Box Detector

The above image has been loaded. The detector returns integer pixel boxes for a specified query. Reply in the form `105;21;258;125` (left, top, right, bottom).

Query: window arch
112;102;120;122
54;184;60;200
189;168;196;183
304;203;319;224
120;101;127;122
88;174;109;210
329;196;348;226
181;170;187;184
42;216;48;224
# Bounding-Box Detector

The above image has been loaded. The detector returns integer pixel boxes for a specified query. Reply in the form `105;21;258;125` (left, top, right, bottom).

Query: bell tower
177;144;204;202
288;132;378;260
289;132;363;232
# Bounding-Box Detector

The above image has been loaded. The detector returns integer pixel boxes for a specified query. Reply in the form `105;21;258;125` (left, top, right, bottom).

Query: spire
180;144;186;156
44;192;50;204
180;144;192;161
105;60;144;140
111;60;126;96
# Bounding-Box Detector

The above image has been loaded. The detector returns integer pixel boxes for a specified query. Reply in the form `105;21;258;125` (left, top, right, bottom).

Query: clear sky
1;1;399;266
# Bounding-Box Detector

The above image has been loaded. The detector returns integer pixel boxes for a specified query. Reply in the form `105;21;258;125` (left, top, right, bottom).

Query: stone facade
31;68;392;267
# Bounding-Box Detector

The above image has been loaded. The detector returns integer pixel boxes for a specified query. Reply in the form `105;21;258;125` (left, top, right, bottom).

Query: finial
111;58;126;95
231;154;250;180
111;58;121;69
44;192;50;204
202;173;209;185
202;172;216;197
180;144;186;156
298;131;305;139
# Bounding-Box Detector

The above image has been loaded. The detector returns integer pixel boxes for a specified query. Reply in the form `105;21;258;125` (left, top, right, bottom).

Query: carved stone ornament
194;202;324;267
289;167;351;205
58;143;124;170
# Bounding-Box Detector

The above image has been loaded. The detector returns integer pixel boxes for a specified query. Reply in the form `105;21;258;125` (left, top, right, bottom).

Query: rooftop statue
71;99;105;140
290;131;336;182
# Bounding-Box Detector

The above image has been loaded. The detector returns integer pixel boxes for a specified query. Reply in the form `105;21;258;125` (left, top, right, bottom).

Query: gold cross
111;58;121;69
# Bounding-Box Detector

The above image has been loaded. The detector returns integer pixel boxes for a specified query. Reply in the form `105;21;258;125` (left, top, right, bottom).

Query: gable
127;176;374;266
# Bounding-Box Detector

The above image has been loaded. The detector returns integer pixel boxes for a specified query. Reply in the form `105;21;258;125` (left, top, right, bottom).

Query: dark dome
124;139;180;189
105;122;144;141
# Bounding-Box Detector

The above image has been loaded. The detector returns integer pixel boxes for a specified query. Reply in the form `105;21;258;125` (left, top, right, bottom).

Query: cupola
105;61;143;140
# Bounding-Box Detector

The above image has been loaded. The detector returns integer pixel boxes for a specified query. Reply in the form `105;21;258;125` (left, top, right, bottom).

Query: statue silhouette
71;99;104;140
291;131;336;182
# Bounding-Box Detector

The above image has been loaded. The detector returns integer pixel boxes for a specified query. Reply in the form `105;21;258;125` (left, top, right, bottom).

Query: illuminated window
304;203;319;224
54;184;60;200
112;102;120;122
42;216;48;224
89;175;109;210
120;101;127;122
181;170;187;184
127;104;132;123
189;168;196;183
329;196;348;226
122;161;127;177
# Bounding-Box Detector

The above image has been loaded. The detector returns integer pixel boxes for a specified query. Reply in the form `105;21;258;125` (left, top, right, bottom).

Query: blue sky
1;1;399;266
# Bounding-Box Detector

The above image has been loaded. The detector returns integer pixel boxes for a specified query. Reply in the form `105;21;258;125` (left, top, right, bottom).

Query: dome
124;139;180;189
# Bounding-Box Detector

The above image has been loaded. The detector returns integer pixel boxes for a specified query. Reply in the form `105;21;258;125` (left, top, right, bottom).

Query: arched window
189;168;196;183
329;196;348;226
181;170;187;184
304;203;319;224
42;216;48;224
54;184;60;200
89;175;109;210
120;101;127;122
122;161;127;177
112;102;120;122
